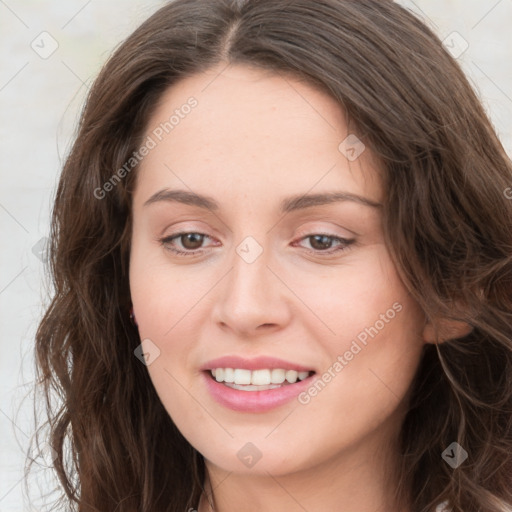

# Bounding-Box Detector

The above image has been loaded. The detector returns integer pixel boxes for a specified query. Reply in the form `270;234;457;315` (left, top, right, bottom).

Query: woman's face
129;63;428;477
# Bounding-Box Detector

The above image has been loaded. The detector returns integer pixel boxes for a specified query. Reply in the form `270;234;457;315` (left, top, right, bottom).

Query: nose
211;239;292;338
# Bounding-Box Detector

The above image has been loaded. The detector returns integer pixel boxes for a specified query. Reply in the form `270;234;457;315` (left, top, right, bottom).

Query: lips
200;355;316;412
200;355;315;373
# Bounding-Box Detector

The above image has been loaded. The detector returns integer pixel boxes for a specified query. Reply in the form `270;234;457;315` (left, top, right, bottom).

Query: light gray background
1;1;511;509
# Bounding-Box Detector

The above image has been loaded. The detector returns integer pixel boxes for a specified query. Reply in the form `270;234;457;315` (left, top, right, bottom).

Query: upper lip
200;355;315;373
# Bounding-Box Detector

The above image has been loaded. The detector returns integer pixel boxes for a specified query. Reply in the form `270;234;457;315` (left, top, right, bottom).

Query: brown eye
179;233;205;250
308;235;336;251
294;233;355;256
159;232;213;257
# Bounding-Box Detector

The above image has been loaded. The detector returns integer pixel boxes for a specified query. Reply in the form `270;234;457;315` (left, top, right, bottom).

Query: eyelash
158;231;355;258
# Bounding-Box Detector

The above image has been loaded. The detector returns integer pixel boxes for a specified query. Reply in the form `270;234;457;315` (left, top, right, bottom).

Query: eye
159;232;214;257
293;233;355;255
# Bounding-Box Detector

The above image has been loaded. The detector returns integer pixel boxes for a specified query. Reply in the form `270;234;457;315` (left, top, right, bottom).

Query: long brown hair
30;0;512;510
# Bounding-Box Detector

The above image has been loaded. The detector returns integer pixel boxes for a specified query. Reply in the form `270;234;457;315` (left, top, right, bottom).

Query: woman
31;0;512;511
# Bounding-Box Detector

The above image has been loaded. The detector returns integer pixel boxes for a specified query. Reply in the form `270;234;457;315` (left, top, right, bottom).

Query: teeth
233;369;251;385
224;368;235;383
271;369;286;384
251;369;271;385
285;370;298;383
210;368;312;385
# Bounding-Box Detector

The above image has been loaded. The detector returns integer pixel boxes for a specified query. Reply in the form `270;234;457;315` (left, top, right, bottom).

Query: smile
210;368;313;389
201;356;317;413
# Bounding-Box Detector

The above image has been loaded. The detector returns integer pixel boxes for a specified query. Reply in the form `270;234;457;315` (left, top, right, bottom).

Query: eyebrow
143;188;382;212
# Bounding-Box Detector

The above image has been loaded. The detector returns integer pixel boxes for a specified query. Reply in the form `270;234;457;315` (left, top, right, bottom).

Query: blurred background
1;0;511;509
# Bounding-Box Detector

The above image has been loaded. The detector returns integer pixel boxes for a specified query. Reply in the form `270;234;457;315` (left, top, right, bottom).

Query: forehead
134;63;383;208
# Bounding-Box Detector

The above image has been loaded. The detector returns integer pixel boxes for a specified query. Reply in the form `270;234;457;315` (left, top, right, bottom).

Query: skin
129;63;467;512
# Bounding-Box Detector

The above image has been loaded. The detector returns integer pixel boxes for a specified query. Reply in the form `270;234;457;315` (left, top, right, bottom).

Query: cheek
292;247;411;342
292;306;424;471
129;241;211;340
129;244;210;398
294;248;425;418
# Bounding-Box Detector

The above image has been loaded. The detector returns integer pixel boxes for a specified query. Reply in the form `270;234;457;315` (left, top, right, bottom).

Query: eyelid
293;222;357;240
157;220;220;239
292;219;361;239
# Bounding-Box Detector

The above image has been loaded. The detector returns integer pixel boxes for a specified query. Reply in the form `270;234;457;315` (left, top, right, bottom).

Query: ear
422;317;473;344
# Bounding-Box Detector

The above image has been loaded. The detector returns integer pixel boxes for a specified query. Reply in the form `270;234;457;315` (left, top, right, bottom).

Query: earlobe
129;306;138;327
422;317;473;344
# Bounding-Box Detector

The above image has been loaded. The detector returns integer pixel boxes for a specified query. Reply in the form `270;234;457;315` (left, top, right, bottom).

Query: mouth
201;357;317;412
207;367;315;391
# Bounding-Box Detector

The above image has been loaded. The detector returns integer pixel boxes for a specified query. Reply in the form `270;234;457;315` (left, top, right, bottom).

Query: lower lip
202;371;316;413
